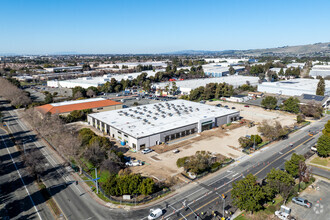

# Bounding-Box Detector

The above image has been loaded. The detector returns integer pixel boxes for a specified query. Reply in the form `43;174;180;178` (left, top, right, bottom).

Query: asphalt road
310;166;330;179
0;128;54;220
1;98;329;220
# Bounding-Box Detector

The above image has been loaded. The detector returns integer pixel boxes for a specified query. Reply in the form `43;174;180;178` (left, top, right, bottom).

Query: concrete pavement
0;128;54;220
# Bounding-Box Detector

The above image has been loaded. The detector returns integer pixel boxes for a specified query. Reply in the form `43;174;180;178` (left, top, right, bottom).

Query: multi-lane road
1;99;328;220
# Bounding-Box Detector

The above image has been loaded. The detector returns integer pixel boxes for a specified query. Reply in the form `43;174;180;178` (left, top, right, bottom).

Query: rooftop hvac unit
137;117;141;119
143;119;148;122
147;115;151;117
119;114;123;116
153;117;157;120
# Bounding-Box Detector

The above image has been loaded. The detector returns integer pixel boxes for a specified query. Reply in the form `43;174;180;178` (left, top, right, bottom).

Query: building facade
88;100;240;150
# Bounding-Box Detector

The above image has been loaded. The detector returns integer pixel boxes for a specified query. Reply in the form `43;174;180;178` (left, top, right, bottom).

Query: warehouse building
88;100;240;150
203;65;245;77
257;79;330;96
47;69;162;89
309;65;330;78
153;76;259;95
36;98;122;115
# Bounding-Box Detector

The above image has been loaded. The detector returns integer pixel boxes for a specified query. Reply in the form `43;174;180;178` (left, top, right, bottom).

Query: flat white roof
48;69;163;87
51;98;106;107
153;76;259;90
89;100;238;138
258;78;330;95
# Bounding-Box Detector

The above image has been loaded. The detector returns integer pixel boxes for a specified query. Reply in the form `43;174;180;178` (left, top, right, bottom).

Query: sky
1;0;330;54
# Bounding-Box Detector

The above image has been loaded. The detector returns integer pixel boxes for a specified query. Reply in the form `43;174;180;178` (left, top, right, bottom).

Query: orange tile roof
36;99;122;114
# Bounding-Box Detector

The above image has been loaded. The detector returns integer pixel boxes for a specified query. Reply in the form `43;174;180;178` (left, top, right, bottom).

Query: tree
266;168;295;202
300;102;323;118
72;86;86;98
257;120;288;140
316;77;325;96
278;68;284;76
86;89;96;98
322;120;330;137
261;96;277;109
281;97;300;114
229;66;235;75
232;174;265;213
23;149;45;182
44;93;53;103
285;153;305;177
317;135;330;157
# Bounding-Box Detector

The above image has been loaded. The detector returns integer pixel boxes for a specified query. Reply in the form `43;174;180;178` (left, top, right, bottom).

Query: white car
142;148;153;154
148;208;163;220
311;145;317;152
125;160;142;167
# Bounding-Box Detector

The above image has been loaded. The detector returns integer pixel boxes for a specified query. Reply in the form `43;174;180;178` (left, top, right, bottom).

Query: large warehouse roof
36;98;122;114
258;78;330;96
89;100;238;138
47;69;163;88
153;76;259;91
309;65;330;78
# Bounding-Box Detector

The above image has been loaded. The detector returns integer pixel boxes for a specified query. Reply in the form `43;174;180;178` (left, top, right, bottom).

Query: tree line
0;78;31;108
23;109;158;196
232;153;313;213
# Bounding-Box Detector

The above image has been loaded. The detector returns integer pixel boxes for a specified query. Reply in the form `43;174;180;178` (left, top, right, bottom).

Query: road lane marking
1;133;43;220
180;135;316;220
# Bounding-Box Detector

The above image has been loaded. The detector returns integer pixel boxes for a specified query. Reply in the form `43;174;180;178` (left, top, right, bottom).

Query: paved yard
286;179;330;220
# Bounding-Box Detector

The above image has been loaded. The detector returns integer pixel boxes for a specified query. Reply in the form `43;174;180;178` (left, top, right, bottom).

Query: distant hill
167;42;330;57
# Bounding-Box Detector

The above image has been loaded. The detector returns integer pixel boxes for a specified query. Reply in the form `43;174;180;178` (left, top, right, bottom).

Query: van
148;208;163;220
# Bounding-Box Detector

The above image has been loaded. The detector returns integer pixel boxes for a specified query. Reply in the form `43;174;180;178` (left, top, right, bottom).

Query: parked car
216;104;222;107
310;145;317;152
244;105;250;107
231;107;236;109
141;148;153;154
292;197;312;208
148;208;163;220
173;149;180;153
289;143;294;147
125;160;142;167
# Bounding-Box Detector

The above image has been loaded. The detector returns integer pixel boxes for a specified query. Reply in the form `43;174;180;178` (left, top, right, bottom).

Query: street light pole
182;200;199;220
95;168;99;194
216;192;226;219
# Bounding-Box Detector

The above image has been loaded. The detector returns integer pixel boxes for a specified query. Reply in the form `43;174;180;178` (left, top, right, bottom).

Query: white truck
275;205;295;220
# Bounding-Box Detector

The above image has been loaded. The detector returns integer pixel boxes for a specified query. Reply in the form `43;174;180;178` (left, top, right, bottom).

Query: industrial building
153;76;259;95
36;98;122;115
309;65;330;78
203;65;245;77
88;100;240;150
257;79;330;96
47;69;161;89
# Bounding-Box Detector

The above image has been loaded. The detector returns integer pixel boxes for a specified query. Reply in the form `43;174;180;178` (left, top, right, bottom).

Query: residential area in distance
1;1;330;220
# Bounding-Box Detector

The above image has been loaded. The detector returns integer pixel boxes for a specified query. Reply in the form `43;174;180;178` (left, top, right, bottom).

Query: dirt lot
207;100;297;127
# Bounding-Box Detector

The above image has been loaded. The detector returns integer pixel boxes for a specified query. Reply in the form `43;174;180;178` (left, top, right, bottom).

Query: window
133;143;136;148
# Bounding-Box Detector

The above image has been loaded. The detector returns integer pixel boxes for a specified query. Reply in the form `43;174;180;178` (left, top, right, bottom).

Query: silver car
292;197;312;208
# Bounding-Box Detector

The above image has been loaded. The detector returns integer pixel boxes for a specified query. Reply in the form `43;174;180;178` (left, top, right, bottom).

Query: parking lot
287;179;330;220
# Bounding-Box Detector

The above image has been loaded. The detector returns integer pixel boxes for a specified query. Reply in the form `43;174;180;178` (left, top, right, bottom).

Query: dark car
244;105;250;107
292;197;312;208
216;104;222;107
231;107;236;109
